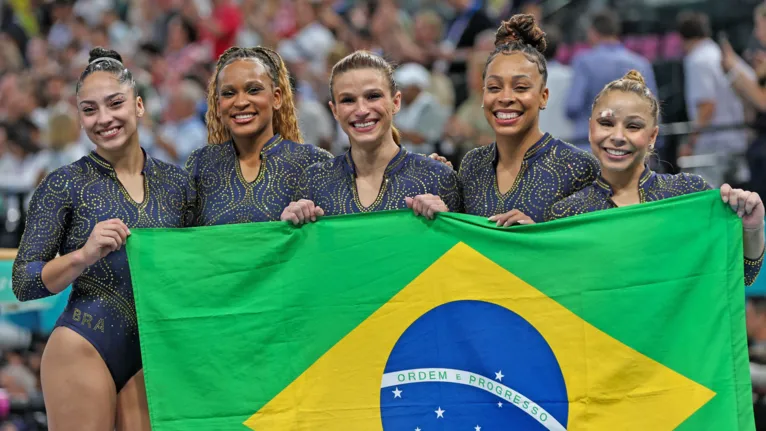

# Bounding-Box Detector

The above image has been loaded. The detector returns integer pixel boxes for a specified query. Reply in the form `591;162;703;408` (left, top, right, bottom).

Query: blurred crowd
0;0;763;245
2;0;766;428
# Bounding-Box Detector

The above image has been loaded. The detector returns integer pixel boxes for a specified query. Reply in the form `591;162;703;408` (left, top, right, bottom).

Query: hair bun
88;47;123;64
495;14;547;54
622;69;646;85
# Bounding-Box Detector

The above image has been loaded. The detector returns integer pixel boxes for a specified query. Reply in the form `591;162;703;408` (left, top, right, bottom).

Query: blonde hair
329;50;401;145
47;110;79;148
592;69;660;124
206;46;302;145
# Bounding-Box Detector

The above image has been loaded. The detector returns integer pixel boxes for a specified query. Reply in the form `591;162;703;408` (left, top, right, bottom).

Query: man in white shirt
394;63;450;155
678;11;749;186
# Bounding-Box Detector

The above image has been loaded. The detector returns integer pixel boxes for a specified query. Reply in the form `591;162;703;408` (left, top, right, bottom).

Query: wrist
71;248;92;269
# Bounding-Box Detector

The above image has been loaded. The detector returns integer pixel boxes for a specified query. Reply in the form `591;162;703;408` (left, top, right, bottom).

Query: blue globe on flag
380;300;569;430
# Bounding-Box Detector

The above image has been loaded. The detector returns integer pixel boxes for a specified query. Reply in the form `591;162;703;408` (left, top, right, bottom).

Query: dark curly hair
482;14;548;85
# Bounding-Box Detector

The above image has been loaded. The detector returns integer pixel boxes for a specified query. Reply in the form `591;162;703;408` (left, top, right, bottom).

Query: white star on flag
475;425;482;431
497;402;503;408
435;406;445;418
495;370;504;381
415;428;421;431
392;387;402;398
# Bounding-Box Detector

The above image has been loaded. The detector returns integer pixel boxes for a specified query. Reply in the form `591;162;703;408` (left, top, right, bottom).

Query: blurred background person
565;8;658;150
394;62;450;156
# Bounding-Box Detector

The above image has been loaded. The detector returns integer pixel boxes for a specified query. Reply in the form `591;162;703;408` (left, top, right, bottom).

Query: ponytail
391;125;401;146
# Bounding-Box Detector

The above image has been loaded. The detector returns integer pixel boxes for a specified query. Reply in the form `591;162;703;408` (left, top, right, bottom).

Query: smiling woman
11;46;192;431
547;69;765;287
279;50;462;225
184;46;333;226
457;14;599;225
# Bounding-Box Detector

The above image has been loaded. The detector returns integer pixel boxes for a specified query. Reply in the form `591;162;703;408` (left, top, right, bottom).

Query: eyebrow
597;113;649;123
220;80;264;89
78;92;125;105
486;74;532;81
337;88;383;98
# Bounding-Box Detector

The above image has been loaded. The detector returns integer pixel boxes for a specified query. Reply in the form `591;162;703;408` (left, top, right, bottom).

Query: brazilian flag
127;190;753;430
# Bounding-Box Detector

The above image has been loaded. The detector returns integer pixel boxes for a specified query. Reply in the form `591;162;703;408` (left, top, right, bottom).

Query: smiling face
329;68;401;148
589;90;658;176
217;59;282;143
482;53;548;140
77;71;143;152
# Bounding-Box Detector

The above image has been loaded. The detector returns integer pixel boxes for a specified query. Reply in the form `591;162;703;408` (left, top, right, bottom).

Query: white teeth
495;112;520;120
100;127;119;137
353;121;376;129
605;148;630;156
235;114;254;120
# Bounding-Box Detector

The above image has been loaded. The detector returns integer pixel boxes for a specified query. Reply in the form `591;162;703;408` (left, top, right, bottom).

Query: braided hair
206;46;302;145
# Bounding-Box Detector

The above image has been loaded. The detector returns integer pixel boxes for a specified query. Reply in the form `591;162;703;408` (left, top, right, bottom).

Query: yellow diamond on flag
245;242;715;430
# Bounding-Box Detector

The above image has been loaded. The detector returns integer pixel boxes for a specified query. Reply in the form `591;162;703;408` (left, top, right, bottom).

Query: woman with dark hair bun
11;47;191;430
458;14;600;225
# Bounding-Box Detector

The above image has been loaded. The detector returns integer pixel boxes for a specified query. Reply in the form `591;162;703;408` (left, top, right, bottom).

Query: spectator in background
0;35;24;75
46;0;75;51
187;0;241;61
0;122;46;207
41;75;70;113
678;11;748;187
411;10;446;70
296;90;334;151
565;9;658;150
538;24;573;142
236;0;276;48
280;38;334;151
37;108;87;177
150;79;207;165
410;9;455;109
143;0;179;50
499;0;542;23
26;37;60;78
444;50;494;164
163;15;206;87
720;3;766;198
1;3;30;56
72;0;113;28
277;0;335;80
102;8;137;55
394;62;450;156
442;0;495;109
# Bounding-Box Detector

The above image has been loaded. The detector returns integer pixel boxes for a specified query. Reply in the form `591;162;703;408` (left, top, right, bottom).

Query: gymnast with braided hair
185;46;333;225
